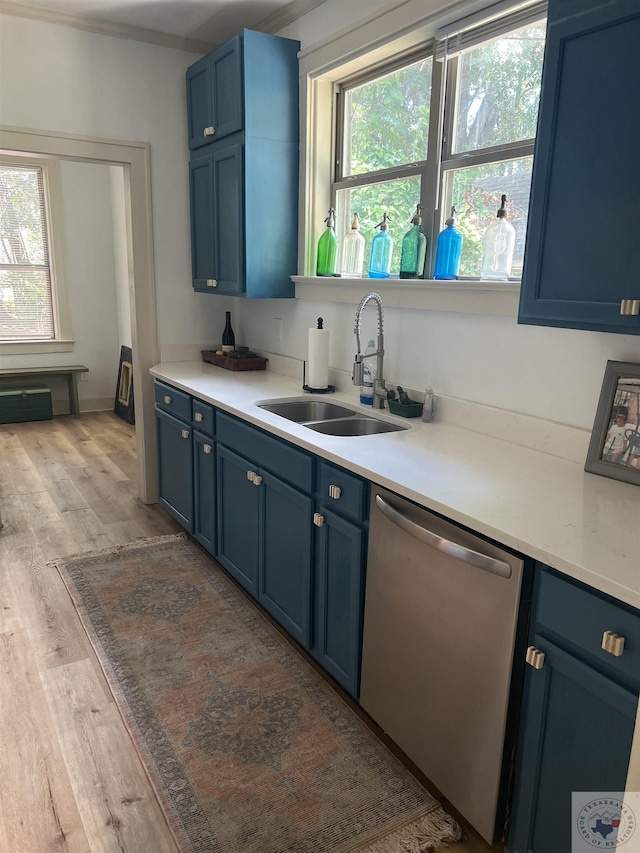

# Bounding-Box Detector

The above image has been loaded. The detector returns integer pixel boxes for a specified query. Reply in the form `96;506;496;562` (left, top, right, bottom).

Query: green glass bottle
316;208;339;276
399;203;427;279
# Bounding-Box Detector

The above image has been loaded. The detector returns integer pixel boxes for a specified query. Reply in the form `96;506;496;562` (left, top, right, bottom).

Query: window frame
330;13;545;281
0;154;73;354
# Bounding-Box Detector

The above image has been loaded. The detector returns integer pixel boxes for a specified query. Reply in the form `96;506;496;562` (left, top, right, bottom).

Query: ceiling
1;0;327;52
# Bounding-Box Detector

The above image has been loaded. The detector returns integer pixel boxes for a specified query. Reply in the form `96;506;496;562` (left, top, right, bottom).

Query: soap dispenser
368;213;393;279
340;212;365;278
399;203;427;278
433;206;463;280
316;207;339;276
480;195;515;281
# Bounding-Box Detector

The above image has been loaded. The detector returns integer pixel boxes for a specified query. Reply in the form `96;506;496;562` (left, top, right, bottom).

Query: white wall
110;166;132;351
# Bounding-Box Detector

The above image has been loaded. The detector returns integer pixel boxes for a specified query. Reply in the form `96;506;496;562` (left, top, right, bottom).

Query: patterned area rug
52;534;462;853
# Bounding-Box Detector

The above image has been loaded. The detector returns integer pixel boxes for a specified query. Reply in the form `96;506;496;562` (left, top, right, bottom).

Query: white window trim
296;0;543;316
0;153;74;353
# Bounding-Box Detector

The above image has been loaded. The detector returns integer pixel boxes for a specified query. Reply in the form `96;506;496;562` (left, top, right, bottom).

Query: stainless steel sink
306;417;406;436
258;400;356;422
256;397;408;436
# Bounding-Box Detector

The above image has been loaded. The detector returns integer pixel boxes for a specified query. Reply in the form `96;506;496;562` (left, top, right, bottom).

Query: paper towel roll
307;326;330;390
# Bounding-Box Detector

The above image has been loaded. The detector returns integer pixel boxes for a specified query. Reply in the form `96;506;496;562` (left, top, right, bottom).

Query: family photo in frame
585;361;640;486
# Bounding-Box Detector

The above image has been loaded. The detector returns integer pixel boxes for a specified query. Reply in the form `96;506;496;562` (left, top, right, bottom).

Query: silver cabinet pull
204;126;216;137
194;412;204;422
206;279;217;287
313;512;325;527
602;630;625;657
374;494;512;579
329;485;342;500
247;470;256;482
620;299;640;316
181;429;190;439
203;444;212;454
526;646;545;669
164;395;172;404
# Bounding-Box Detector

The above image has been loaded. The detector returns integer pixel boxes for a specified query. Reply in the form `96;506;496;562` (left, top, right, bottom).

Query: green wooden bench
0;365;89;418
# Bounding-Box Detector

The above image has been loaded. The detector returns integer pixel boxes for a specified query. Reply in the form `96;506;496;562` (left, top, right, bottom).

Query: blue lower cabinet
216;444;260;595
260;471;313;648
155;407;193;532
193;430;216;554
509;642;638;851
312;507;366;699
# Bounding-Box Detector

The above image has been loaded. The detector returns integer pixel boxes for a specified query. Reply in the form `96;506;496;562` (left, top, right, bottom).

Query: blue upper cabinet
186;35;243;150
186;30;300;298
519;0;640;335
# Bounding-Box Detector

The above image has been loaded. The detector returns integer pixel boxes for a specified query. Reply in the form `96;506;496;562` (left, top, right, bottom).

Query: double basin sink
256;398;409;436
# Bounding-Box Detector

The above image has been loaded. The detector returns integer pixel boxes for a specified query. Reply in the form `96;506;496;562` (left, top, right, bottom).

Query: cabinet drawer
317;462;368;523
154;381;191;422
192;398;215;436
536;567;640;688
217;412;313;492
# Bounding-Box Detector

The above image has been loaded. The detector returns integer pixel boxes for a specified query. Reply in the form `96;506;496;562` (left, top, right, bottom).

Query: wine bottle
221;311;235;353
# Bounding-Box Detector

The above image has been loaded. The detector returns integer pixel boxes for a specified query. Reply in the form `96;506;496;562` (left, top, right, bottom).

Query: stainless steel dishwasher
360;487;527;845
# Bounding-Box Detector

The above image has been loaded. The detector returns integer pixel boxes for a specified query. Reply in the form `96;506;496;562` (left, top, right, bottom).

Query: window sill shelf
292;277;520;317
0;339;75;355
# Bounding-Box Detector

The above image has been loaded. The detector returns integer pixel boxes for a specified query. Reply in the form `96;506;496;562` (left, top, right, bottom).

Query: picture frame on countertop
585;360;640;486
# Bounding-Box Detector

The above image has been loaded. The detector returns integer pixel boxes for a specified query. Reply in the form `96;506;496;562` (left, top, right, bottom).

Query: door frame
0;125;158;502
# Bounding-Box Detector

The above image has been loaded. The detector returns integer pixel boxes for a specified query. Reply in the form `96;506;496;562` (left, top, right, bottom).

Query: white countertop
151;362;640;610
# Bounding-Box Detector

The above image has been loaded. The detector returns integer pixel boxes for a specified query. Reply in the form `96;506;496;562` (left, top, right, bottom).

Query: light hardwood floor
0;413;485;853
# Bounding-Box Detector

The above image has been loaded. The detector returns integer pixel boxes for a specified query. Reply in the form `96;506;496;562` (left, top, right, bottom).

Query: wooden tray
201;350;268;371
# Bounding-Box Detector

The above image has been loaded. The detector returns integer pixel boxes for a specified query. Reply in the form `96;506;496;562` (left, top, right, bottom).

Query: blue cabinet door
193;430;215;555
259;470;313;648
155;407;193;532
312;508;366;699
519;0;640;334
190;144;244;294
216;444;259;596
509;636;638;852
186;35;243;150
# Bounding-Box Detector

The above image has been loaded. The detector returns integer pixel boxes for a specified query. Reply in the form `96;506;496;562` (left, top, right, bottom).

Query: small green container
388;399;422;418
0;385;53;424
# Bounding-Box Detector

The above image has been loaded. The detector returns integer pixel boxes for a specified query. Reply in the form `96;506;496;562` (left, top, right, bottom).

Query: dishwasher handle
374;494;512;579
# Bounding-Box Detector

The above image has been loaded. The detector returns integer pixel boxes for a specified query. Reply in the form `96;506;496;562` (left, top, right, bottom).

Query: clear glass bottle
399;203;427;278
360;339;377;405
221;311;235;352
316;208;339;276
340;212;365;278
368;213;393;279
433;206;463;280
480;195;516;281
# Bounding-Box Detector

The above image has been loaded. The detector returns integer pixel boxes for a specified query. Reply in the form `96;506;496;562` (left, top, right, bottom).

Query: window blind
435;0;547;60
0;164;55;340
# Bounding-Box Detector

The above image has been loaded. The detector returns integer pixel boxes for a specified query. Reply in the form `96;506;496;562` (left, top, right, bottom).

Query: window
332;9;546;279
0;157;71;349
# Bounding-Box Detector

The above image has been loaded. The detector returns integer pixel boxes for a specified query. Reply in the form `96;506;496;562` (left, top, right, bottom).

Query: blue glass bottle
368;213;393;278
433;206;463;280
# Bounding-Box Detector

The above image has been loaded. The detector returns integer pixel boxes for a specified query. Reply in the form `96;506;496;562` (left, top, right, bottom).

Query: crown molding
0;1;213;53
255;0;327;35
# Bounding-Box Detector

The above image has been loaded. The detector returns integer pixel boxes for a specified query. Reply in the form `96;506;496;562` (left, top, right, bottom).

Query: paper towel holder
302;361;335;394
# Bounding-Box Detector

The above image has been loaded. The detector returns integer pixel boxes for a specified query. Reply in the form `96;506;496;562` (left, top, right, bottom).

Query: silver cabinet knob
181;429;190;439
204;126;216;137
602;630;625;657
313;512;325;527
194;412;204;422
526;646;545;669
620;299;640;315
203;444;212;454
164;395;172;404
206;279;217;287
247;470;256;482
329;485;342;500
253;474;262;486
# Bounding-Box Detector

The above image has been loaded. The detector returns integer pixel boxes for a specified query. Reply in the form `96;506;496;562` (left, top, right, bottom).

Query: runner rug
52;534;462;853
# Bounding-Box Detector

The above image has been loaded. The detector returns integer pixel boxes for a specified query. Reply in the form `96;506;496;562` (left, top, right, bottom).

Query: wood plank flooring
0;413;485;853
